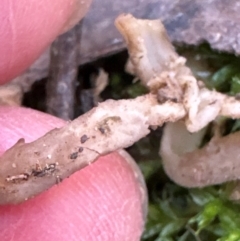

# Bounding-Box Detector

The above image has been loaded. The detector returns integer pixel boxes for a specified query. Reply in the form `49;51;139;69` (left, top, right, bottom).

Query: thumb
0;0;92;84
0;106;147;241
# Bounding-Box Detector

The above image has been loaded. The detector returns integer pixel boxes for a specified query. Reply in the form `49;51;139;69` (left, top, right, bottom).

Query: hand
0;1;146;240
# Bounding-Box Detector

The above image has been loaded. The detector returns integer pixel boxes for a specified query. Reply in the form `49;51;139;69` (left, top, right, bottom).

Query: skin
0;1;146;240
0;0;91;83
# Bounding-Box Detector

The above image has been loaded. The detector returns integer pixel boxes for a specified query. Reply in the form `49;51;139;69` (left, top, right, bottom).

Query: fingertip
0;152;145;241
0;0;92;83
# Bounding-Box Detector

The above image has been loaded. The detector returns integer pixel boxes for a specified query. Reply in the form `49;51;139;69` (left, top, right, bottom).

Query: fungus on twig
116;14;240;132
116;14;240;189
2;14;240;204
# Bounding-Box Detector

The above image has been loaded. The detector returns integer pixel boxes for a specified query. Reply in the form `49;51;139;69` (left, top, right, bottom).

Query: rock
14;0;240;86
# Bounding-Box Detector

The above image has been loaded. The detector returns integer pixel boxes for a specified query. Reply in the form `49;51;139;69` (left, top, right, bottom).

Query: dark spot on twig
79;147;84;153
209;100;217;105
70;152;78;159
32;163;57;177
80;134;89;143
98;126;106;134
97;116;121;135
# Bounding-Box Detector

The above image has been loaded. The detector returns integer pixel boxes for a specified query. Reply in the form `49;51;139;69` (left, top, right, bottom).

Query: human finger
0;0;91;84
0;106;147;241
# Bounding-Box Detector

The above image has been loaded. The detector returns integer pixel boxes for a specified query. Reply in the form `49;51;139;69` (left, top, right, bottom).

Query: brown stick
0;94;185;204
46;23;81;120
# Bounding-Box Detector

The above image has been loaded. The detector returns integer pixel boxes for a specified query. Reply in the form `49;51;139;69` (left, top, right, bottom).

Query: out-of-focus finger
0;0;91;84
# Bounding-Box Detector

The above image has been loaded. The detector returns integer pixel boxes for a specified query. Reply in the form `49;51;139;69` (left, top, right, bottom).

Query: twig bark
0;95;184;204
